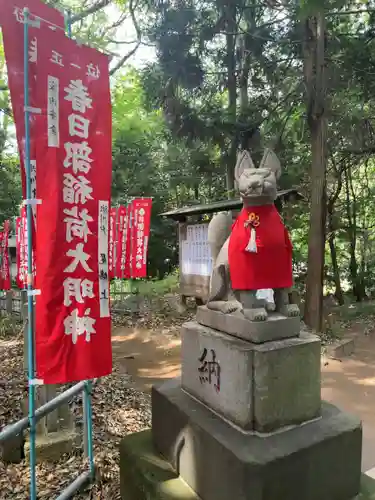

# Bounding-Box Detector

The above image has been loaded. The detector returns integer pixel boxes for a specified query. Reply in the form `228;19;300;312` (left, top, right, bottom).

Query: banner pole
23;8;37;500
83;380;95;475
64;9;72;38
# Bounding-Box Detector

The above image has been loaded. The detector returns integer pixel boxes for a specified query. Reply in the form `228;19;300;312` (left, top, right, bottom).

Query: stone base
182;321;321;432
120;430;199;500
24;430;81;463
120;430;371;500
197;305;300;343
152;379;362;500
0;428;24;463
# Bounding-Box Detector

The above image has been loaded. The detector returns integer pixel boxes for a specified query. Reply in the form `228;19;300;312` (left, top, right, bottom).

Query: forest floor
1;300;375;498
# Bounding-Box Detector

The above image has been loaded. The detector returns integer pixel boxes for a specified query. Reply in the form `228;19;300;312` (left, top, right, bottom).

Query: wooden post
6;291;13;314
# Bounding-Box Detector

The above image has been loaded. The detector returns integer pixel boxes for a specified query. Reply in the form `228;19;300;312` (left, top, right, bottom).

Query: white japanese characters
64;308;96;344
48;76;59;147
62;75;99;343
51;50;63;67
86;63;100;80
98;201;110;318
135;206;144;271
29;37;37;63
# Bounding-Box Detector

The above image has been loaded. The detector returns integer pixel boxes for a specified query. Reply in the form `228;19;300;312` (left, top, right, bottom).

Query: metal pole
23;8;37;500
83;380;95;475
65;10;72;38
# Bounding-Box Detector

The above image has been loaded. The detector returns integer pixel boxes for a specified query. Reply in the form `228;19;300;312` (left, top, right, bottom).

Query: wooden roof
160;188;304;221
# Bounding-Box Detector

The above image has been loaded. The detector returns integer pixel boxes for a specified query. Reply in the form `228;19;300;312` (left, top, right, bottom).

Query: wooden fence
0;290;26;318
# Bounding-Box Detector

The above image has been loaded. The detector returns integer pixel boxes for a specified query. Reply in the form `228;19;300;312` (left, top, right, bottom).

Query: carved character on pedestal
206;148;300;321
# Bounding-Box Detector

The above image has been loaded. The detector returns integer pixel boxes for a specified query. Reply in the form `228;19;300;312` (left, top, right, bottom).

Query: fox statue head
234;149;281;206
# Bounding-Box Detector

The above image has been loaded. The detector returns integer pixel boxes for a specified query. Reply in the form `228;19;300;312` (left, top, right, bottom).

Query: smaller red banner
124;203;133;279
0;220;11;290
16;207;35;288
109;208;117;279
132;199;152;278
16;216;23;288
116;206;127;279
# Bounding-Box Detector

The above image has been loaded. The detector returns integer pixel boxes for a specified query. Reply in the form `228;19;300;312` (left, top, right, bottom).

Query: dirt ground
112;324;181;392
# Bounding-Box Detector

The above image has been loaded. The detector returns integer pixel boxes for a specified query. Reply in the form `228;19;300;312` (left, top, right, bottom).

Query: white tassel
246;227;257;253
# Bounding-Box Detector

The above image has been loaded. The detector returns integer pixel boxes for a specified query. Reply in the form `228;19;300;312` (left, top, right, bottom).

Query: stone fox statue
207;148;300;321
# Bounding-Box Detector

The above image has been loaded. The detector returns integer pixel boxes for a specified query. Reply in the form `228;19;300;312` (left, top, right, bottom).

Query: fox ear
234;150;255;183
259;148;281;179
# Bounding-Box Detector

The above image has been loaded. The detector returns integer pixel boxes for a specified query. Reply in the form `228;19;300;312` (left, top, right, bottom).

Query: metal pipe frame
0;381;86;443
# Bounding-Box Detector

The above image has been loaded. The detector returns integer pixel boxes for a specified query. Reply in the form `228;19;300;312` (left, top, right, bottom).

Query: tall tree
303;9;327;331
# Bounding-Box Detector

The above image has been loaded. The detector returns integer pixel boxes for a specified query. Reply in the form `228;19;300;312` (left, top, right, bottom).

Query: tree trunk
224;2;237;198
328;229;344;305
344;166;365;301
303;12;327;332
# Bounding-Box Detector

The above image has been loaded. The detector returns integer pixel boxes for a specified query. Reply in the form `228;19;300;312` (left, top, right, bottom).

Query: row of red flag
0;221;11;290
0;0;117;383
11;199;153;289
109;200;152;280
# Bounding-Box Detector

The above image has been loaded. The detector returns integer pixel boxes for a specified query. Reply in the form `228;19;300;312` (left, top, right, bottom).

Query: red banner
0;221;11;290
0;0;65;199
16;215;23;288
109;207;117;279
132;199;152;278
34;30;112;384
116;205;127;279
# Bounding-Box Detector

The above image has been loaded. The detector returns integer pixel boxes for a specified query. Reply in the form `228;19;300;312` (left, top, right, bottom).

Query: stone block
181;321;321;431
196;305;300;343
152;380;362;500
252;331;321;432
181;321;253;429
24;430;81;463
120;430;199;500
121;429;372;500
0;428;24;463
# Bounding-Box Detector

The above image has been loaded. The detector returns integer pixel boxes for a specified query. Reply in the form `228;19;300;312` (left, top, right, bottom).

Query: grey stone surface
252;331;321;432
24;430;81;463
196;305;300;343
181;321;321;431
152;379;363;500
181;321;253;429
0;428;24;463
120;430;199;500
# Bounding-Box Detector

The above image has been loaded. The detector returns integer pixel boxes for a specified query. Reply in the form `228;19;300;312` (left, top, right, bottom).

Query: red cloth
228;205;293;290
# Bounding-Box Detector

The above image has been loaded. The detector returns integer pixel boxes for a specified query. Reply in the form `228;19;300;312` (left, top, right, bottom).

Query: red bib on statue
228;205;293;290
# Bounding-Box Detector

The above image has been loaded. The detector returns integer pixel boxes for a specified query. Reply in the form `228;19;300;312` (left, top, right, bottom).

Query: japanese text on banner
132;199;152;278
0;221;11;291
35;30;112;384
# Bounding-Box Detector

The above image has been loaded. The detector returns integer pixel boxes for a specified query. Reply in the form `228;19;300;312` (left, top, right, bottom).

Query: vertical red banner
115;206;126;279
34;30;112;384
132;199;152;278
16;207;35;288
124;203;133;279
16;216;22;288
109;207;117;279
0;0;65;198
0;220;11;290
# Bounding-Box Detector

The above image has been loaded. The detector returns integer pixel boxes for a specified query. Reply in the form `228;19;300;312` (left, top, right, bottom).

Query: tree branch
109;0;141;76
70;0;112;24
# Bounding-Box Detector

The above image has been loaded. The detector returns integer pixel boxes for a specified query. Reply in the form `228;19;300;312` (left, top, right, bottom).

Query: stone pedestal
120;316;363;500
152;380;362;500
196;305;300;343
181;321;321;432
